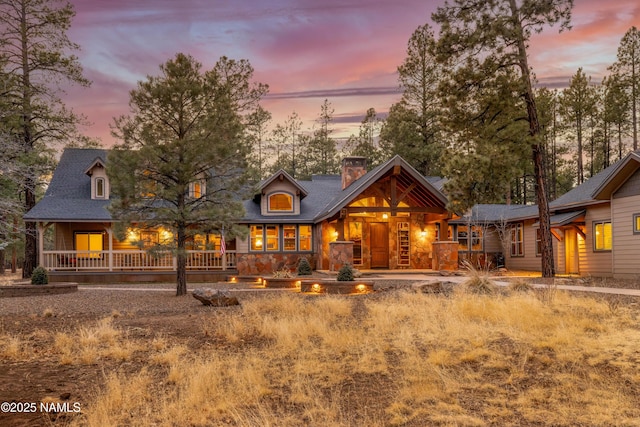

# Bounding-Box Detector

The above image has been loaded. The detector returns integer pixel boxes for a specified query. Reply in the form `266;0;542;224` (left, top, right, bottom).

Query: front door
370;222;389;268
565;228;579;275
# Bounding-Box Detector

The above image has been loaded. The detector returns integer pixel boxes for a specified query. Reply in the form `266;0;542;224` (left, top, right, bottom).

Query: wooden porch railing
42;250;236;272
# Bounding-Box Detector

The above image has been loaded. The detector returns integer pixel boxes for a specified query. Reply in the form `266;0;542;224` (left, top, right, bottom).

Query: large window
268;193;293;212
75;232;103;259
456;225;483;251
594;221;612;251
250;224;312;252
510;223;524;257
535;228;542;257
250;225;264;251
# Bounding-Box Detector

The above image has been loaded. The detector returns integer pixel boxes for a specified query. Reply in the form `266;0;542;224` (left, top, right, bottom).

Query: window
95;178;105;198
283;225;297;251
593;221;612;251
189;181;205;199
140;231;159;249
535;228;542;257
634;214;640;234
250;225;264;251
250;224;312;252
266;225;279;250
75;232;103;259
456;225;483;251
299;225;312;251
268;193;293;212
510;223;524;257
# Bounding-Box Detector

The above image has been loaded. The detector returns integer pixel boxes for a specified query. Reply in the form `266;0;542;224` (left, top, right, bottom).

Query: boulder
192;288;240;307
413;281;445;294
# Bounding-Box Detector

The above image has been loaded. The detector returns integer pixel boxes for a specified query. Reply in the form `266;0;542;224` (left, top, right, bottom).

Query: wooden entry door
370;223;389;268
565;228;579;275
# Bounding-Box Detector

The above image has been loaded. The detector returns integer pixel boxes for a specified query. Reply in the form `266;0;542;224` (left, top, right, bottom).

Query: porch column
432;241;458;271
222;252;227;271
37;222;44;268
107;226;113;272
329;241;353;272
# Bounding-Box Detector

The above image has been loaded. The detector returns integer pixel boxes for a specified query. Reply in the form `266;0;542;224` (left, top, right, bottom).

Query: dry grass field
1;279;640;426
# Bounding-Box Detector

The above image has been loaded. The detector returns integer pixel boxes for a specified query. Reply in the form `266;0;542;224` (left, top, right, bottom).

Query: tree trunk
510;0;554;277
176;223;187;296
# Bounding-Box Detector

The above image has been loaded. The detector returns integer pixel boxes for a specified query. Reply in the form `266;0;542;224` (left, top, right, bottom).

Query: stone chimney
341;157;367;190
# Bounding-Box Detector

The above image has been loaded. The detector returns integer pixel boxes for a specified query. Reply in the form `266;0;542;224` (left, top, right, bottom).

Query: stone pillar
432;241;459;271
329;241;354;272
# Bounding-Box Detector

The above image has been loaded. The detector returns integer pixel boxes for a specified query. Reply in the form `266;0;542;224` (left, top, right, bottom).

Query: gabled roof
241;175;342;223
314;155;448;222
549;162;619;209
592;151;640;200
83;156;107;176
24;148;111;222
257;169;308;198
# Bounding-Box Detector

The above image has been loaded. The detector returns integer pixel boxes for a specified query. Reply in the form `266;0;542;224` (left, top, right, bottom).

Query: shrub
508;278;534;293
31;266;49;285
337;263;354;281
297;257;312;276
272;268;294;278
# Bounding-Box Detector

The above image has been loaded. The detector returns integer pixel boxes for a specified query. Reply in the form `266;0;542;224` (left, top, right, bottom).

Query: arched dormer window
268;192;293;212
95;177;105;198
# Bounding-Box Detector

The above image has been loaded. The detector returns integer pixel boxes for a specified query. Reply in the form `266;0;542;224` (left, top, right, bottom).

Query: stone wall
236;253;315;275
329;241;354;271
432;241;459;271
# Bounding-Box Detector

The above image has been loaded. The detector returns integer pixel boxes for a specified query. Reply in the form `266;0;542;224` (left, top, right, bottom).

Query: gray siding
581;204;613;277
613;168;640;199
612;194;640;278
505;219;541;271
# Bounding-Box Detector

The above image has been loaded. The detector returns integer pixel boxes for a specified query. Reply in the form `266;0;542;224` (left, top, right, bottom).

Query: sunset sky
63;0;640;147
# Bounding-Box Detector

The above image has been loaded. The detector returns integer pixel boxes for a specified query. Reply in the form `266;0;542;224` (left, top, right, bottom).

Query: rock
413;281;445;294
192;288;240;307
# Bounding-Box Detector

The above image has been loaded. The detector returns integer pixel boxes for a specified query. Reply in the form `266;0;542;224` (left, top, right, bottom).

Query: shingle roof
549;162;619;209
241;175;343;223
24;148;112;222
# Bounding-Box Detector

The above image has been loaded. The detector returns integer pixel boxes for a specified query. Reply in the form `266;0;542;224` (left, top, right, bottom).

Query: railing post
107;227;113;272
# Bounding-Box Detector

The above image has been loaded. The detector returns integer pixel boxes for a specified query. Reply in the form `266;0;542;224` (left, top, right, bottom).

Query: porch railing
42;250;236;272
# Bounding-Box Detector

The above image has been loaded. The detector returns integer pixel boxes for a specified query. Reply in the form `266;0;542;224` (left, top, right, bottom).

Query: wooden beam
551;229;563;241
393;165;402;175
390;176;398;216
397;182;416;204
572;224;586;239
346;206;446;213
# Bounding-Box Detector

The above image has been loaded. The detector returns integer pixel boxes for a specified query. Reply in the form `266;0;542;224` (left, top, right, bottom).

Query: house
24;149;458;281
458;150;640;279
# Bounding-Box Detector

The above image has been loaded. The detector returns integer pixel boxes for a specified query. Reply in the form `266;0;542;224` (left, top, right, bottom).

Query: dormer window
189;180;206;199
268;192;293;212
95;178;105;198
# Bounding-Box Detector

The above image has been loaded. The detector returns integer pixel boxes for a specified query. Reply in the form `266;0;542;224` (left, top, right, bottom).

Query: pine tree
0;0;90;277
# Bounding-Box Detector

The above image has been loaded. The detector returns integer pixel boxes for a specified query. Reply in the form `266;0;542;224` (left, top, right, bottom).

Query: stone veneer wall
432;241;459;271
236;253;316;275
329;241;354;271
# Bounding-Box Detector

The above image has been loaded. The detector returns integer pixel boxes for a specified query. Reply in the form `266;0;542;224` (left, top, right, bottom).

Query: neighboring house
24;149;455;280
458;150;640;279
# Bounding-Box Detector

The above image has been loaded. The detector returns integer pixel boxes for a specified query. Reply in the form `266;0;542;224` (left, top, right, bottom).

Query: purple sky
63;0;640;147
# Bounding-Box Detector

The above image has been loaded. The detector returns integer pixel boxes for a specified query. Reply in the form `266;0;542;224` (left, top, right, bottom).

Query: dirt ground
1;272;639;426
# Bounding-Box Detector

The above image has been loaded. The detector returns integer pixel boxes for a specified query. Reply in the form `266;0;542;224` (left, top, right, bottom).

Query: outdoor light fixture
355;284;367;293
312;283;321;292
420;230;427;238
230;276;237;283
382;213;389;219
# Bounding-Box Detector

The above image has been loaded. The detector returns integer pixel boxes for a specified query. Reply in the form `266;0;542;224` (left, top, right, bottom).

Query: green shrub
297;257;312;276
337;263;354;281
31;266;49;285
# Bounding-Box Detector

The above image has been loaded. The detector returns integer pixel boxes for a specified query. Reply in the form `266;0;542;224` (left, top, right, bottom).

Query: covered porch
37;221;236;273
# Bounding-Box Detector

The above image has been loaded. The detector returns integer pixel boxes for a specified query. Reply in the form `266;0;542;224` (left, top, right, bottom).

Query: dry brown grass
2;289;639;426
54;291;640;427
